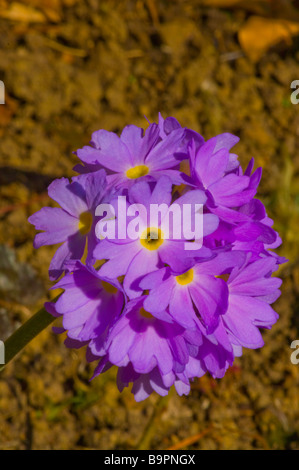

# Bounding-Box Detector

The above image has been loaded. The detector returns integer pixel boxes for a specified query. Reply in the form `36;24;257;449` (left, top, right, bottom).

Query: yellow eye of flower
126;165;149;179
140;227;164;251
139;307;153;319
78;211;92;235
176;269;194;285
101;281;118;294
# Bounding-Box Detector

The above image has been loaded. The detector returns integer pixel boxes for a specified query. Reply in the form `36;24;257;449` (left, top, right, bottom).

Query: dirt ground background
0;0;299;450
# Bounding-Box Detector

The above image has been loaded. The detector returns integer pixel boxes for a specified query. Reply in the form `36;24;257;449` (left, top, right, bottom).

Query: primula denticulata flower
29;115;287;402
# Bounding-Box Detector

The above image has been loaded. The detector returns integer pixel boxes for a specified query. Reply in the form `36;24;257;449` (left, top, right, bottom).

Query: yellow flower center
78;211;92;235
126;165;149;179
176;269;194;285
140;227;164;251
101;281;118;294
139;307;153;319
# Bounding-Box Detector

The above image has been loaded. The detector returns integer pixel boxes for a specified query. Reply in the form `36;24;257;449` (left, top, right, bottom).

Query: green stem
0;297;58;372
137;387;174;450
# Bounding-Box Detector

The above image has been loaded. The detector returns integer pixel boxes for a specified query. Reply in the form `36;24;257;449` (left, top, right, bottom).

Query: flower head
75;121;189;189
29;115;286;401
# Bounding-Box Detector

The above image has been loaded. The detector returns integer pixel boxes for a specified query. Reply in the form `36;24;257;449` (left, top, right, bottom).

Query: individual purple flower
223;255;282;351
179;320;235;383
205;198;278;257
75;120;188;188
45;261;124;349
97;296;187;373
234;199;276;243
139;251;245;334
94;177;218;298
157;113;204;158
29;170;108;280
189;138;258;223
91;296;195;401
231;199;281;263
157;115;239;171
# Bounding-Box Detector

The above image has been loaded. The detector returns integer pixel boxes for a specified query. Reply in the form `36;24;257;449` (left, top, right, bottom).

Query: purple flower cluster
29;115;286;401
